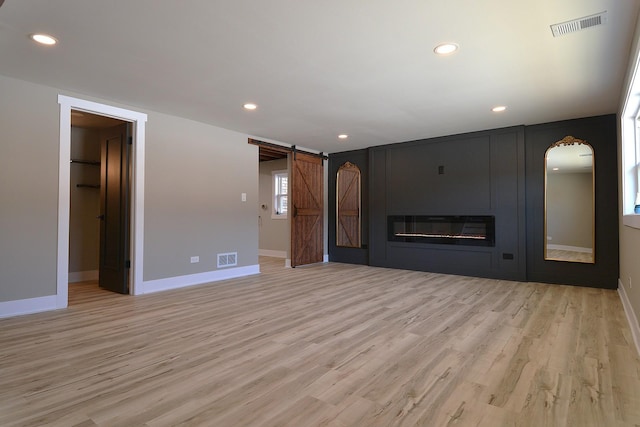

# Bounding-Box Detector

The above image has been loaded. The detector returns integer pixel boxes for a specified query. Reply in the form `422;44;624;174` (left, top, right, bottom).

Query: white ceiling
0;1;638;154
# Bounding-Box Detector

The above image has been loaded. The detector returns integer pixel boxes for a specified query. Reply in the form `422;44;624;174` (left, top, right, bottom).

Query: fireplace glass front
388;215;495;247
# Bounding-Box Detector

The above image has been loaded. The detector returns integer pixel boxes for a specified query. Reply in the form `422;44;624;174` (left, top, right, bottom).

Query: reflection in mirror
336;162;361;248
545;136;594;263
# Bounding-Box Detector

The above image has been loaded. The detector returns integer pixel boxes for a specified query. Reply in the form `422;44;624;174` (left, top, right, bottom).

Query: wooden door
291;152;324;267
99;123;130;294
336;162;361;248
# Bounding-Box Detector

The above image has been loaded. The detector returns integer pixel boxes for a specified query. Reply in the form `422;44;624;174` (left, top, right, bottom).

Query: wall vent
550;11;607;37
217;252;237;268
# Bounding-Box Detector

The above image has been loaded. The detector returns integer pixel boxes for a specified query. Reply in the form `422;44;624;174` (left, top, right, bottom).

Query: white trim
623;214;640;229
618;279;640;357
285;258;292;268
259;249;287;258
546;244;592;254
621;37;640;215
0;295;58;319
139;265;260;294
68;270;99;283
58;95;147;305
323;254;329;263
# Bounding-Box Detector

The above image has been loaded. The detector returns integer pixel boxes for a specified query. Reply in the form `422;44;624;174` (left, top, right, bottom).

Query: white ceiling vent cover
551;11;607;37
217;252;237;268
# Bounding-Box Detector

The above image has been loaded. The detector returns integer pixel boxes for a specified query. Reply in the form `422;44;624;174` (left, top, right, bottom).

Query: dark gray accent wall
368;126;527;281
328;150;369;265
329;115;617;289
525;114;619;289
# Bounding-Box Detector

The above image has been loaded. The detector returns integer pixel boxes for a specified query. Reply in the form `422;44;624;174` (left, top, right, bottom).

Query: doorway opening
252;139;326;270
257;144;290;270
57;95;147;309
69;111;130;300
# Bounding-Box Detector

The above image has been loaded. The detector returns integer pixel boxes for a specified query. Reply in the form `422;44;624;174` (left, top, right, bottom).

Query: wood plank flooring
1;257;639;426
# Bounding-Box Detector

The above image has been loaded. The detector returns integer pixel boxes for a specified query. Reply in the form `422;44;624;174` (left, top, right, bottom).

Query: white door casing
58;95;147;306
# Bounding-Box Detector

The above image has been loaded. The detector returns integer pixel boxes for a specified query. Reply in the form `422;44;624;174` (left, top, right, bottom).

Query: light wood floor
1;257;639;426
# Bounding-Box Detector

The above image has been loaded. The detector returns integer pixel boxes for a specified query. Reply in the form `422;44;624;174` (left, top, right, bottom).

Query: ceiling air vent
551;11;607;37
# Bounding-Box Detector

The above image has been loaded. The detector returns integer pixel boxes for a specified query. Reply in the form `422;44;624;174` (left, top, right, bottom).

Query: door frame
57;95;147;307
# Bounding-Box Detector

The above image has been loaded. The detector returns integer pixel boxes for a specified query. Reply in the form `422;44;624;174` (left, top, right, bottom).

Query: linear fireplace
388;215;495;247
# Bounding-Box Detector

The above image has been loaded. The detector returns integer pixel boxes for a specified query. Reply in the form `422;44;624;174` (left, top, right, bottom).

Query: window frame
622;50;640;228
272;169;288;220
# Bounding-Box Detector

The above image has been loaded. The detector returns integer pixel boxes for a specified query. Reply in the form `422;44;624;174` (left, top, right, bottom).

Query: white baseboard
69;270;99;283
618;279;640;357
259;249;287;258
324;254;329;263
137;264;260;295
547;244;592;254
0;295;58;319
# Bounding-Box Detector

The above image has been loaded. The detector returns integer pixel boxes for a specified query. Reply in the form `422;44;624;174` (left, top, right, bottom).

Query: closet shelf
71;159;100;166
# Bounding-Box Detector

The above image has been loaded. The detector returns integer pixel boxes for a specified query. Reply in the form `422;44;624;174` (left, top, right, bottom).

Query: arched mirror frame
544;135;595;264
336;162;362;248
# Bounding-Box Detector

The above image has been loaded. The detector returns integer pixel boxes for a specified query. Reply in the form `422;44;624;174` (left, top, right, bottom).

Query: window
272;170;288;219
622;49;640;228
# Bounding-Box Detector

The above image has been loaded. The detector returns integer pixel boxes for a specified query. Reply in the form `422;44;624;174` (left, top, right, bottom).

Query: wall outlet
241;193;247;202
190;256;199;263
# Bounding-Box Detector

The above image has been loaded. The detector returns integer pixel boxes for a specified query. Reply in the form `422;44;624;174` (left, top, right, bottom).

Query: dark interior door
291;152;324;267
99;123;130;293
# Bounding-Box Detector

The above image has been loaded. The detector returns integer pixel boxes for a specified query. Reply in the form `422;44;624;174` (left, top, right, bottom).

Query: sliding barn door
291;152;324;267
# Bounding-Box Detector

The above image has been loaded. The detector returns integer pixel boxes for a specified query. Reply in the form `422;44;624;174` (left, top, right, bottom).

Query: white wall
258;159;288;256
0;74;262;308
618;11;640;349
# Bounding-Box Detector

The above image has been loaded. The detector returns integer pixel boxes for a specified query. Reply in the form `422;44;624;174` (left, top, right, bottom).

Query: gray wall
69;127;101;274
0;74;260;302
0;76;59;301
546;172;593;249
258;158;288;254
142;111;258;281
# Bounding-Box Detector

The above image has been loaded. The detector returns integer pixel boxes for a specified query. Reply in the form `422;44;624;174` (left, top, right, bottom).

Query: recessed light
492;105;507;112
553;167;560;171
30;33;57;45
434;43;458;55
243;103;257;110
338;134;348;140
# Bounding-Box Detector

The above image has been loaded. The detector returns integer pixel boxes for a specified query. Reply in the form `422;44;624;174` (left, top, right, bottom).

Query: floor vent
551;11;607;37
217;252;237;268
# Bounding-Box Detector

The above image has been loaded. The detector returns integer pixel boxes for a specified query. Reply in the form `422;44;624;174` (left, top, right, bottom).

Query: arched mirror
336;162;361;248
544;136;594;263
